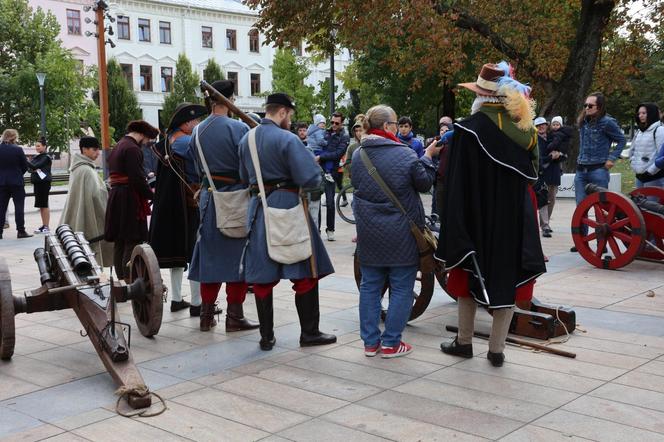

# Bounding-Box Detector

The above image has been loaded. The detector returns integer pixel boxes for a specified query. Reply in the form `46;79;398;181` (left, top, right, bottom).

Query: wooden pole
95;4;111;171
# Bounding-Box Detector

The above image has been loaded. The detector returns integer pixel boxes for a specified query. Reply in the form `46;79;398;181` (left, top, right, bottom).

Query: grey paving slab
0;407;45;439
72;415;187;441
277;419;389;442
499;425;594;441
575;306;664;337
590;382;664;413
0;424;65;442
562;395;664;434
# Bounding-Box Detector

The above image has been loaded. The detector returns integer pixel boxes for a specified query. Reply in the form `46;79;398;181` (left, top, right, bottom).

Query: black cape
148;140;198;269
435;112;546;308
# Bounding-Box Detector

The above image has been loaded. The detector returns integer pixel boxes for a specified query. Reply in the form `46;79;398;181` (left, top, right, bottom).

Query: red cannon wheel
571;191;645;269
630;187;664;261
0;258;16;360
129;244;164;337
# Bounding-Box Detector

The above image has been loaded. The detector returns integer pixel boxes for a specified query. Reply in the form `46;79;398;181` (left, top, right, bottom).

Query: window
66;9;81;35
159;21;171;44
202;26;213;48
294;42;302;57
138;18;151;42
117;16;130;40
140;65;152;91
120;64;133;88
226;29;236;50
227;72;238;95
250;73;260;96
161;67;173;92
249;29;260;53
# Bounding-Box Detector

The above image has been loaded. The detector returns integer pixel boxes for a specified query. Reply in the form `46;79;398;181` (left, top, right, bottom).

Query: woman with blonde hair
0;129;32;239
351;105;437;358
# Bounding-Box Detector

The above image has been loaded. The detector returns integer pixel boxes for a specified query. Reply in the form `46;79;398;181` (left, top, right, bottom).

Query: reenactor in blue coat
238;93;337;351
187;80;259;333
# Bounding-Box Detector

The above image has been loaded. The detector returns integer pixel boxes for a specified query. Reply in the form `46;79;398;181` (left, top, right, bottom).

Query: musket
445;325;577;358
199;80;258;128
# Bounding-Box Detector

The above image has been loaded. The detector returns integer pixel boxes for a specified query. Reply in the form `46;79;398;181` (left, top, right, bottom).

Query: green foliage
203;58;224;83
313;77;346;120
270;48;315;122
106;59;141;141
161;53;200;128
0;0;95;151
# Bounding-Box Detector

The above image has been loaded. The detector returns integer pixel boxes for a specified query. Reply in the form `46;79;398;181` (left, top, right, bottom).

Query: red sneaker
381;341;412;359
364;343;381;357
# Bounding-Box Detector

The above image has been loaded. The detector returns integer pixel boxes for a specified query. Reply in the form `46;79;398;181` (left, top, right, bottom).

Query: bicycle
335;183;355;224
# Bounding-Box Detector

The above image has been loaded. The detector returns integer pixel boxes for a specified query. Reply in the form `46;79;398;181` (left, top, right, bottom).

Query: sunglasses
583;103;596;109
331;121;342;125
386;121;398;125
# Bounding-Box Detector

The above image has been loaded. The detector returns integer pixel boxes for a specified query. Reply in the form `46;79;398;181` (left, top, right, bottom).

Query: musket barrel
199;80;258;128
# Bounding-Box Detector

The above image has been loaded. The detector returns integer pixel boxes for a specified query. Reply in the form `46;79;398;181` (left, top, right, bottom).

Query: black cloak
435;111;546;308
148;139;198;269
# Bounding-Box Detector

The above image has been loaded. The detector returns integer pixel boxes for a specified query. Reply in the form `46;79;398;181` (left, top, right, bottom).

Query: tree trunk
442;81;456;120
540;0;616;172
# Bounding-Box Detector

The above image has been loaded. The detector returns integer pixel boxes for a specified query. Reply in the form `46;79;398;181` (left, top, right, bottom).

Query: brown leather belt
249;182;299;196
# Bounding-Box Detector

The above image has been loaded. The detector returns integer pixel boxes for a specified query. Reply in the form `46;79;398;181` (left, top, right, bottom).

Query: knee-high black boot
295;284;337;347
254;294;275;351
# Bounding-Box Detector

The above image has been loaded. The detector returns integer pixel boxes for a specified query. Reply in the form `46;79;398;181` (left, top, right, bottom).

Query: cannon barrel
33;248;55;285
55;225;92;273
584;183;608;195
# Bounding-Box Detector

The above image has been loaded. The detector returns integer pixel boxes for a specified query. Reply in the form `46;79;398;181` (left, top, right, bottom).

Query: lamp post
36;73;47;140
329;29;338;115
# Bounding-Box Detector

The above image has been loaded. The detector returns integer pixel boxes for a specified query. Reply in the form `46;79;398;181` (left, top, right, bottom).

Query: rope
115;384;167;418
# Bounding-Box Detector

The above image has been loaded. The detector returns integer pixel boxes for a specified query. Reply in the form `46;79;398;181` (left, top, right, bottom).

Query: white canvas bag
247;128;312;264
194;126;249;238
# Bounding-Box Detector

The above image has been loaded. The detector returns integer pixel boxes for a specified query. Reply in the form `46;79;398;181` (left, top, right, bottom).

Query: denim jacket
578;115;626;165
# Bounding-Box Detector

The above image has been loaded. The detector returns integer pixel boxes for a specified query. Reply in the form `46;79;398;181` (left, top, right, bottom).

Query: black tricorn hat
79;136;100;149
168;103;208;132
210;80;235;99
126;120;160;139
266;93;295;110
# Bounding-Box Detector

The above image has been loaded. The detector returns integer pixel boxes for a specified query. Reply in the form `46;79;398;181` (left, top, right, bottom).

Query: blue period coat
188;114;250;284
238;119;335;284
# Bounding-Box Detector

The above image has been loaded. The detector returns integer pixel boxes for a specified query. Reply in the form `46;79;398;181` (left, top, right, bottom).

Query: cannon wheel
353;252;446;321
571;190;646;269
129;244;164;337
0;258;16;360
630;188;664;261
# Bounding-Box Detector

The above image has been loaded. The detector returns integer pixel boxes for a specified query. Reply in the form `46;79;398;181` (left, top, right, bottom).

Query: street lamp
36;72;47;140
329;29;338;115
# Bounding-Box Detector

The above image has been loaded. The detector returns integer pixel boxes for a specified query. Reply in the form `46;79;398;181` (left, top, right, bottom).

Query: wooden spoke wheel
129;244;164;337
571;191;645;269
0;258;16;360
630;188;664;261
353;251;445;321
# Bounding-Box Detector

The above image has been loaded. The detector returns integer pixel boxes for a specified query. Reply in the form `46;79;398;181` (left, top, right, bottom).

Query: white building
29;0;353;128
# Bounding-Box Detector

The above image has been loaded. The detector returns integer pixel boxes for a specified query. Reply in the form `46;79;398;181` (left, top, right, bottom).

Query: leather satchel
359;149;437;273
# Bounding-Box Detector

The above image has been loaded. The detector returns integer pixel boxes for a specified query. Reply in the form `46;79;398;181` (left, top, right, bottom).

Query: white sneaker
324;173;335;183
326;230;335;241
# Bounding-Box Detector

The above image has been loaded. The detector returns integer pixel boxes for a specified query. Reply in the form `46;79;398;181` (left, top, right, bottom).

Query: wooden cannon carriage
572;184;664;269
353;252;575;341
0;225;165;408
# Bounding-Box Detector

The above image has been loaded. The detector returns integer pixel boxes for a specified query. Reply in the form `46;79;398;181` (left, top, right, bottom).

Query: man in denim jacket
572;92;626;248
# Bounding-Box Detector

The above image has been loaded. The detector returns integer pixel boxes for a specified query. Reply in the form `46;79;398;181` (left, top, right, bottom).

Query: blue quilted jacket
351;135;435;267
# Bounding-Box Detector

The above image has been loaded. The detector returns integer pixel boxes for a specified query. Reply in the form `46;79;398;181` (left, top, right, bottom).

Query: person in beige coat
60;136;113;267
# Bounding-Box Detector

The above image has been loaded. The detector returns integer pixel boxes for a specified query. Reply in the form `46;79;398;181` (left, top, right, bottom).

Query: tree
104;59;141;140
203;58;224;83
161;53;200;128
0;0;95;151
246;0;662;165
270;48;315;122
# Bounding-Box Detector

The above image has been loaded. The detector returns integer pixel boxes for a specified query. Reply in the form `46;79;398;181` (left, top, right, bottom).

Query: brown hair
1;129;18;144
265;103;288;115
355;105;396;133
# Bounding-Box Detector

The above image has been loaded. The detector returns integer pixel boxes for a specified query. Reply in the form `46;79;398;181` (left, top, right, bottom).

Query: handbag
247;128;313;264
194;126;250;238
359;148;438;273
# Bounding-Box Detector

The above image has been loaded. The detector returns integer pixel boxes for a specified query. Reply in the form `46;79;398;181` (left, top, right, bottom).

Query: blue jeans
574;167;609;236
359;264;417;347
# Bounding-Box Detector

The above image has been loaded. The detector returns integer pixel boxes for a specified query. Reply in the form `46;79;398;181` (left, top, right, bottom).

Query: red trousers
200;282;248;304
252;278;318;299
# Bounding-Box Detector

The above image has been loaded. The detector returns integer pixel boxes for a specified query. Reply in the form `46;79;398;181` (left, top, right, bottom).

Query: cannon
353;249;575;340
572;184;664;269
0;225;165;409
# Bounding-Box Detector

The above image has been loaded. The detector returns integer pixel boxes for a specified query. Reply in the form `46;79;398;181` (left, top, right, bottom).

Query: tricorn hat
79;136;100;149
126;120;160;139
168;103;208;132
458;63;506;96
266;93;295;110
210;80;235;99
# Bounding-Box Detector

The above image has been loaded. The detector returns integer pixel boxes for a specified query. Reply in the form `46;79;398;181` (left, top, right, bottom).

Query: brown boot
226;303;259;332
199;302;218;332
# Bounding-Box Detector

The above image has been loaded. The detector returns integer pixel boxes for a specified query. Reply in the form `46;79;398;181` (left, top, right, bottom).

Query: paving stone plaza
1;193;664;441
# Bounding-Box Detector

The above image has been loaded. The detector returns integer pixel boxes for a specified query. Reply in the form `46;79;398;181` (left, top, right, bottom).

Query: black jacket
29;152;52;183
435;112;546;308
0;142;29;186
